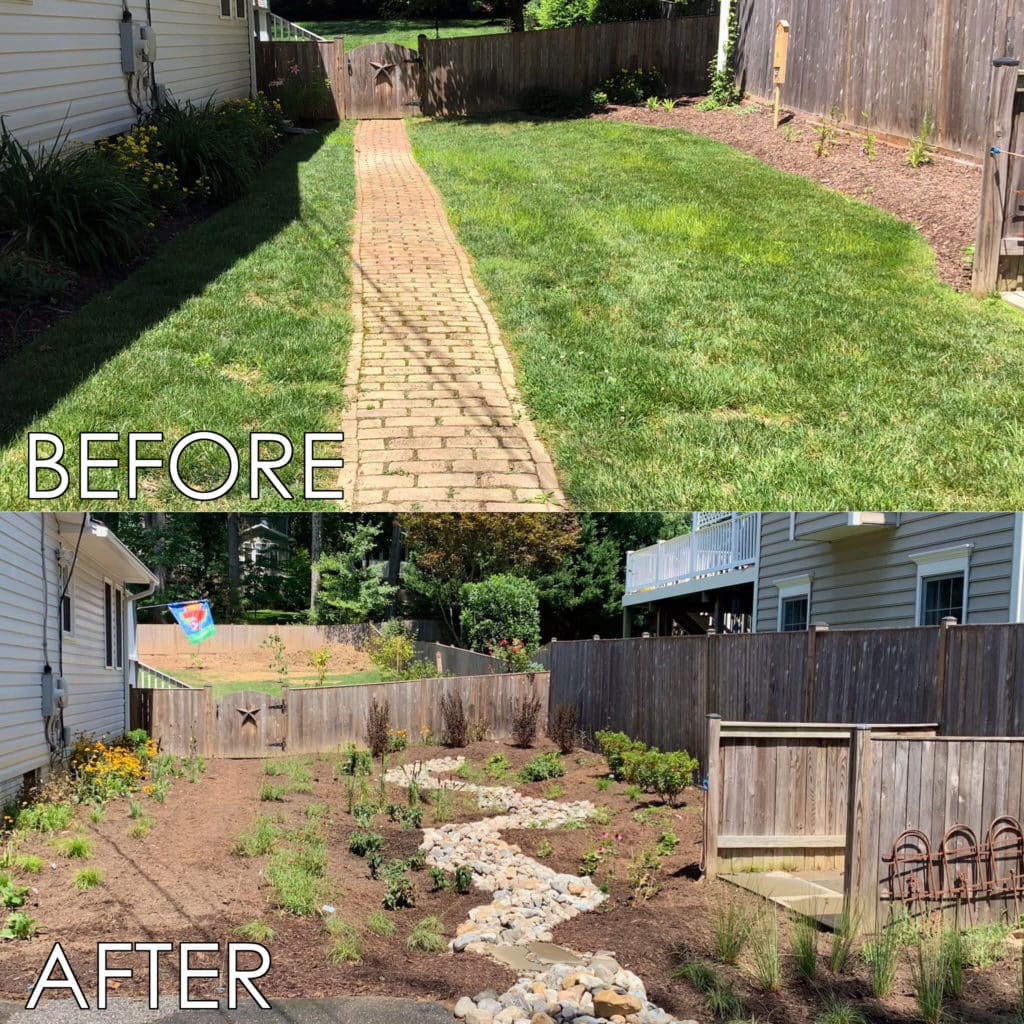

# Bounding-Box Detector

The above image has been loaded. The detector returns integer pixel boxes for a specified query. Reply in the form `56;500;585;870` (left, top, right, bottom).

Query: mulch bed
596;98;982;291
1;741;1020;1022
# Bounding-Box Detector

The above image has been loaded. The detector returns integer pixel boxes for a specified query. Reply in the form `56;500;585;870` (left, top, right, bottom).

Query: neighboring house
623;512;1024;636
238;515;292;568
0;0;256;148
0;513;157;806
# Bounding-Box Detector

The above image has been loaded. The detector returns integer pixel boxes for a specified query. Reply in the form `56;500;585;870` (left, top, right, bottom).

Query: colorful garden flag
168;600;216;644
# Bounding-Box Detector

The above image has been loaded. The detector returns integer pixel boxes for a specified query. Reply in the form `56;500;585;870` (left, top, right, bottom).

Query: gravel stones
386;758;696;1024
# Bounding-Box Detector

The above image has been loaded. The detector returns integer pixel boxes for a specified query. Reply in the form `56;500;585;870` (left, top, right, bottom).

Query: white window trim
909;543;972;625
219;0;234;20
775;573;812;632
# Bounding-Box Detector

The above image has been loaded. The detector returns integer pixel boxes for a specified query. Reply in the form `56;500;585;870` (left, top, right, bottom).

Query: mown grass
409;117;1024;508
301;17;506;50
167;670;385;698
0;127;355;509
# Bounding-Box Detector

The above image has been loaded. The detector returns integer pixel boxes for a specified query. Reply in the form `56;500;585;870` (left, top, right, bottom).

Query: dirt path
339;120;563;511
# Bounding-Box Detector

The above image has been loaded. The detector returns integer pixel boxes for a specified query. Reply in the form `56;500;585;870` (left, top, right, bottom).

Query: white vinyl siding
0;0;252;149
755;513;1020;631
0;514;135;803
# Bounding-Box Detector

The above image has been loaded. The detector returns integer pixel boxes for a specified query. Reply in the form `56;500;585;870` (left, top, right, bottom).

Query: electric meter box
41;670;68;716
119;20;157;73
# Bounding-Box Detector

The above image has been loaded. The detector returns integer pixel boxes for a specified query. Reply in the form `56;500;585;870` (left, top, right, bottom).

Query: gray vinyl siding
0;0;252;149
0;514;133;804
754;513;1020;631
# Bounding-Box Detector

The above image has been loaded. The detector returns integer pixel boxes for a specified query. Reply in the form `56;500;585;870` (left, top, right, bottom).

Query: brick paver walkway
338;120;564;510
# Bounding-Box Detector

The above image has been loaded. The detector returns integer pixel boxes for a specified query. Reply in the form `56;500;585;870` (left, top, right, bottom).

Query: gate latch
269;700;287;712
267;738;287;751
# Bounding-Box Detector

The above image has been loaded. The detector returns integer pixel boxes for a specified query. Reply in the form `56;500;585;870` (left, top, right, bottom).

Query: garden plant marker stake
773;20;789;128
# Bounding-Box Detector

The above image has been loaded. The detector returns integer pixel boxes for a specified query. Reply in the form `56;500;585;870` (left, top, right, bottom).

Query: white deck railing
267;13;327;42
625;512;759;595
134;662;193;690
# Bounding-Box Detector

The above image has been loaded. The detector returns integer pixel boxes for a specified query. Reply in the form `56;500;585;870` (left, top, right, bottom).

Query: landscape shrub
601;66;666;105
548;703;579;754
595;729;648;777
459;574;541;657
406;916;446;952
440;691;469;747
0;121;150;270
366;698;391;758
511;690;543;748
534;0;591;29
517;751;565;782
382;876;415;910
335;743;373;778
95;124;182;206
366;620;437;682
146;97;257;201
348;829;384;858
619;748;698;803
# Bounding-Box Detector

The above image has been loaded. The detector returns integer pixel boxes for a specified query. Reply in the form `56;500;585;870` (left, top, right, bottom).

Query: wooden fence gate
343;43;423;119
214;690;288;757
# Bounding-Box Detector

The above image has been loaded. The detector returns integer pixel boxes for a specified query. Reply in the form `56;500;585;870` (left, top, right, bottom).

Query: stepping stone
523;942;587;965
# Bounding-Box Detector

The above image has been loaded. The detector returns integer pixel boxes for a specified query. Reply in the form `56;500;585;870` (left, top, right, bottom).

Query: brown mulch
596;98;982;291
1;743;1020;1021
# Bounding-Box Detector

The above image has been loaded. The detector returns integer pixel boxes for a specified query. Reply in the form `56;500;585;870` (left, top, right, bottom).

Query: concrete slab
523;942;586;966
1001;292;1024;312
722;871;846;930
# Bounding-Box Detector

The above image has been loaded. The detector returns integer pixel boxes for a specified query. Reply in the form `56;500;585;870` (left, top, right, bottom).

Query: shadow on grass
0;131;327;448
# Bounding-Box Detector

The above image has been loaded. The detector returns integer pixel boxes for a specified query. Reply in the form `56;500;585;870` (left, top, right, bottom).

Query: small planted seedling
74;868;102;890
235;920;276;942
711;894;751;965
1;911;36;940
406;916;445;952
366;911;396;937
750;907;781;992
453;864;473;895
906;112;934;167
815;992;867;1024
232;816;277;857
11;855;43;875
535;839;554;858
325;917;361;963
56;836;91;860
791;912;819;980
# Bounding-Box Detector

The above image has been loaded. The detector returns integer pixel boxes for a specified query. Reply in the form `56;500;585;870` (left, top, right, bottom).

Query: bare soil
1;742;1020;1022
146;642;375;688
597;98;982;291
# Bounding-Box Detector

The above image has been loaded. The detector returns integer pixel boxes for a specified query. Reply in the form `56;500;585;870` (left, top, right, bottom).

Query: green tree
460;574;541;657
400;513;578;642
311;523;396;624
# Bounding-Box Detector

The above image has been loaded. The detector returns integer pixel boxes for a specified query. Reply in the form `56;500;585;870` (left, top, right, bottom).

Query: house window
781;595;809;632
59;565;74;637
774;574;812;632
921;573;965;626
104;582;123;669
910;543;972;626
235;0;246;18
220;0;232;17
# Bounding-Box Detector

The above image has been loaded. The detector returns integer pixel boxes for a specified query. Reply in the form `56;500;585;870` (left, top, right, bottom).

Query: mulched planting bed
1;739;1021;1022
597;98;981;291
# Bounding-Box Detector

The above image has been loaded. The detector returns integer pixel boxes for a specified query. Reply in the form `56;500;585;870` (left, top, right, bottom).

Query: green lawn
409;117;1024;508
301;17;507;50
173;670;386;699
0;125;355;509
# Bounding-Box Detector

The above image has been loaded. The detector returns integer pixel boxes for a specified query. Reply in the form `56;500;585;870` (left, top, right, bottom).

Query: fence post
934;616;956;730
805;622;828;719
704;714;722;879
843;726;873;931
972;58;1020;294
203;686;215;757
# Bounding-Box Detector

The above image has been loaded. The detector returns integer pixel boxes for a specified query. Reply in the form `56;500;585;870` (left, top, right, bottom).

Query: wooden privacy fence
704;721;1024;931
848;730;1024;931
130;671;548;757
732;0;1022;159
548;622;1024;765
703;719;936;878
137;621;441;656
418;16;717;117
255;18;717;121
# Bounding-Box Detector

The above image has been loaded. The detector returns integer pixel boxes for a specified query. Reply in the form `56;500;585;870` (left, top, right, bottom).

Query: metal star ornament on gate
237;706;261;727
370;60;396;81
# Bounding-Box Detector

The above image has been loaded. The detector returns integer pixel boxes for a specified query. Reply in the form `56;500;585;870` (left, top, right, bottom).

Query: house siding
0;0;252;148
754;513;1021;631
0;514;134;806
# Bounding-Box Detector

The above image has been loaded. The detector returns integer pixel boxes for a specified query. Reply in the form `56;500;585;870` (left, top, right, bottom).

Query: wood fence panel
733;0;1023;158
418;16;716;117
943;624;1024;735
850;734;1024;931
